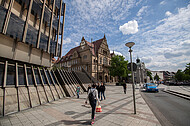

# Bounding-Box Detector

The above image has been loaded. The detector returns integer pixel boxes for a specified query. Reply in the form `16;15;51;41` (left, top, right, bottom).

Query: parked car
145;83;159;92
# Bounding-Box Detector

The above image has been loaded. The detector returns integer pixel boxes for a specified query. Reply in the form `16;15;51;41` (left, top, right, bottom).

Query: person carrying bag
85;84;100;125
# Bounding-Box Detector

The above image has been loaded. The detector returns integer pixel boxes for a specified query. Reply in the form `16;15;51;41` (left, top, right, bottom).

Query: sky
60;0;190;72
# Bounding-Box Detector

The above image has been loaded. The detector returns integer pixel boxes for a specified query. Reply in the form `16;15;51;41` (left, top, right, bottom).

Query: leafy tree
154;73;160;81
109;55;130;82
175;70;184;81
184;63;190;75
147;71;153;80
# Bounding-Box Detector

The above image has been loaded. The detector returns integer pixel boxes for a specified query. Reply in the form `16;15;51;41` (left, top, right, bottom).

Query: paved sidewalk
0;85;161;126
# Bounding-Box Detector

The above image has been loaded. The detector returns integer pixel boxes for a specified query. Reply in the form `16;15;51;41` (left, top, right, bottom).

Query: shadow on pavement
45;119;91;126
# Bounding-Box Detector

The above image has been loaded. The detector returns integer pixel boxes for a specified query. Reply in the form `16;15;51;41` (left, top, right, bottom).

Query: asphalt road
141;89;190;126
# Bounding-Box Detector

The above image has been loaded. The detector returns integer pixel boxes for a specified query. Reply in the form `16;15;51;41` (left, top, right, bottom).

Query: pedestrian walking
96;83;101;98
85;84;100;125
100;83;106;100
123;82;127;94
76;85;80;98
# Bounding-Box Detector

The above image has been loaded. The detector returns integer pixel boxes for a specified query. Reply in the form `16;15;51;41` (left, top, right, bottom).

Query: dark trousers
90;99;97;120
124;88;126;94
101;91;105;100
98;91;100;99
77;92;79;98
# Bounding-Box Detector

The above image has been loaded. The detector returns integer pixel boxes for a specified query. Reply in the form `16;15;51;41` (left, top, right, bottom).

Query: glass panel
34;69;41;84
0;64;4;86
50;39;56;55
27;68;34;85
6;13;25;41
0;5;7;32
40;70;47;84
18;67;26;85
39;33;48;51
26;24;38;46
6;65;15;86
46;70;52;84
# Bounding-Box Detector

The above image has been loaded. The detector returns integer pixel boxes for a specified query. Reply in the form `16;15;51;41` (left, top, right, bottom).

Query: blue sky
60;0;190;72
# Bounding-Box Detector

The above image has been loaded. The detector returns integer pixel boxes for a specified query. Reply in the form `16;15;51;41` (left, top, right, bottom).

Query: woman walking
85;84;100;125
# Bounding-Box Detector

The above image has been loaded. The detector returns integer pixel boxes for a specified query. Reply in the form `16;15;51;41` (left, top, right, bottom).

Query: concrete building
57;35;117;83
134;58;147;84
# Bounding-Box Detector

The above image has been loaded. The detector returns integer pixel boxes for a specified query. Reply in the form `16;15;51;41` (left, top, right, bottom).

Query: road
141;89;190;126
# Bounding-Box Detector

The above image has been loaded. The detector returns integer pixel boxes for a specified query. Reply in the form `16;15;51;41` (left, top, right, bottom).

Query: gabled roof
59;35;106;62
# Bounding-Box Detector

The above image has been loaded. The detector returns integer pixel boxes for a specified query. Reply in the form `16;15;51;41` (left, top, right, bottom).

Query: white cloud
160;1;166;5
75;42;80;46
141;57;152;63
110;50;123;56
63;38;71;44
137;6;148;17
165;11;172;16
119;20;139;35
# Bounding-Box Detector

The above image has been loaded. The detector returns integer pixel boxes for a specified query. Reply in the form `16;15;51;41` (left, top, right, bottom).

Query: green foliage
184;63;190;75
109;55;130;81
147;71;153;80
154;73;160;81
175;69;190;81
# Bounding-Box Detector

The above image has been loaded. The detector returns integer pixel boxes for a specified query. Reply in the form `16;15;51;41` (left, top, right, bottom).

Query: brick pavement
0;84;161;126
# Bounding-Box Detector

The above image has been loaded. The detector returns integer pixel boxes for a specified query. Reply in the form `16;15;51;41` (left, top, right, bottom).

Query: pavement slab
0;84;161;126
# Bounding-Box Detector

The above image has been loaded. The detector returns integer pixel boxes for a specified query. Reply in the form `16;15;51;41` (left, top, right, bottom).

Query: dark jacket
96;85;100;92
100;85;106;92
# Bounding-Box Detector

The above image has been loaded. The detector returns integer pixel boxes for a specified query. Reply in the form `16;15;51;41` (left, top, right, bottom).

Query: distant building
56;35;117;82
134;58;147;84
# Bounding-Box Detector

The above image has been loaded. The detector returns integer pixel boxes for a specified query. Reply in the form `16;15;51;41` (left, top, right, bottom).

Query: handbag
96;105;102;112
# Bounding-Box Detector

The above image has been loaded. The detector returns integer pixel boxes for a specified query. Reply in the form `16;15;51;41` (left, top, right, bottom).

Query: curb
163;90;190;101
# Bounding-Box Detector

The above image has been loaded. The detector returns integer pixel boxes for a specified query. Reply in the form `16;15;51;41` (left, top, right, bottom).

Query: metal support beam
60;3;66;57
36;0;46;48
47;0;55;53
22;0;34;43
2;0;14;34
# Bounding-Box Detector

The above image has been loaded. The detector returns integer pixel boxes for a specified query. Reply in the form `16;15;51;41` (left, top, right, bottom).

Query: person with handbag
85;84;100;125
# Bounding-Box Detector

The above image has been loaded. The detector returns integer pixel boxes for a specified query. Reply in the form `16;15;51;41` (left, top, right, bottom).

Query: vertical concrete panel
44;86;53;102
0;88;3;116
55;84;65;98
37;86;47;104
18;87;30;111
29;87;40;107
5;88;18;115
65;85;73;97
50;85;58;100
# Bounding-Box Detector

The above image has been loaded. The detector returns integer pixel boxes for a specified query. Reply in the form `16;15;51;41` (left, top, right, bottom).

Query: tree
109;55;130;82
175;70;184;81
184;63;190;75
154;73;160;81
147;71;153;80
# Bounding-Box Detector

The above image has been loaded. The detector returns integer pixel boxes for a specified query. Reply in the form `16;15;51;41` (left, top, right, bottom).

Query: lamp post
125;42;136;114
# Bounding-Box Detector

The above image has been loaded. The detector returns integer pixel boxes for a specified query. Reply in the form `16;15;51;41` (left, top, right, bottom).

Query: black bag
89;90;95;102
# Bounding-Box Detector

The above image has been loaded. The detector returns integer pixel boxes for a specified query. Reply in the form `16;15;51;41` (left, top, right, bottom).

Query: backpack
89;89;95;102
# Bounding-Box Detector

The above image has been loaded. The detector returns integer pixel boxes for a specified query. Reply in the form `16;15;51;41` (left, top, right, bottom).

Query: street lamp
125;42;136;114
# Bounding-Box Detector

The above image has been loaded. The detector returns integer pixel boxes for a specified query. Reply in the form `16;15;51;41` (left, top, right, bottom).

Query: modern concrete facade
0;0;68;117
57;35;117;83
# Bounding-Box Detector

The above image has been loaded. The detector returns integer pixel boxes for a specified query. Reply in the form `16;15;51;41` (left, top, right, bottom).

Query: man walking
76;85;80;98
85;84;100;125
100;83;106;100
123;81;127;94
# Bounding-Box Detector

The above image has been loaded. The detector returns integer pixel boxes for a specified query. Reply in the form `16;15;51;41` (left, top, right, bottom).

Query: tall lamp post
125;42;136;114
